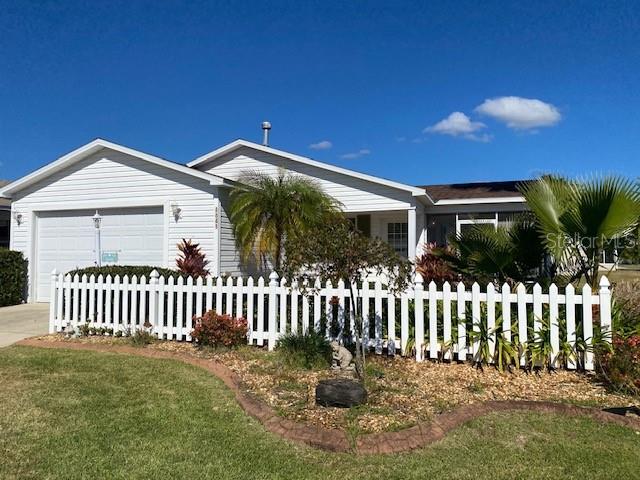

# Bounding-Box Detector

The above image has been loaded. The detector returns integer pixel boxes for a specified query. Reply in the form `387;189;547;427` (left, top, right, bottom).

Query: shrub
176;239;209;277
612;281;640;336
275;330;332;370
0;250;28;307
66;265;182;279
131;323;156;346
191;310;247;348
415;243;457;284
598;334;640;395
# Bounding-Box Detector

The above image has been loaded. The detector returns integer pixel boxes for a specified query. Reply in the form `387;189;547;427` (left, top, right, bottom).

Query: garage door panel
36;207;164;302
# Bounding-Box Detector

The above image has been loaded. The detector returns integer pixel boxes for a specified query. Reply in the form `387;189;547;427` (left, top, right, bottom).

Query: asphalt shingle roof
419;180;531;202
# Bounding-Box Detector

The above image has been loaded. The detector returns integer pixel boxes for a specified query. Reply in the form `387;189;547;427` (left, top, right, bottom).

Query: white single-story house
0;133;527;302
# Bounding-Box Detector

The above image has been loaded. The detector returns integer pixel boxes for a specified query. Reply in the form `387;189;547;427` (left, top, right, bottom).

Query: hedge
66;265;187;280
0;249;28;307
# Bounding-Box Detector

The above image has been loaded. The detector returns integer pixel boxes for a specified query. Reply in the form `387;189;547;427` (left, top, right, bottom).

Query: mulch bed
24;335;638;435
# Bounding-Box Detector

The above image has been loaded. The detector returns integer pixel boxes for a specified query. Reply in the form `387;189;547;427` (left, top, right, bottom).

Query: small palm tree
436;217;548;285
519;175;640;288
229;169;341;271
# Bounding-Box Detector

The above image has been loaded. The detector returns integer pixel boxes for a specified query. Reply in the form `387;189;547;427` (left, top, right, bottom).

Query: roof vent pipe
261;121;271;146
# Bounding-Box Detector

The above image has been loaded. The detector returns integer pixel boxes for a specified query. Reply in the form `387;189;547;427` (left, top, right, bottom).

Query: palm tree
519;175;640;288
229;170;342;271
436;217;548;285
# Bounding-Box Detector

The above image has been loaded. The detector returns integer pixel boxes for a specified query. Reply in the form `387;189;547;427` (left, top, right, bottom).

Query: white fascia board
188;139;428;197
0;138;229;198
433;196;526;205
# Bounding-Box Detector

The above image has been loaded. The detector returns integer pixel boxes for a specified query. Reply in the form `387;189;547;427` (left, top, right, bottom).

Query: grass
1;346;639;480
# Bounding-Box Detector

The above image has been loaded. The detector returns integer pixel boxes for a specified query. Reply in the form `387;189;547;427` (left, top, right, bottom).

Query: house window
497;211;525;229
426;214;456;246
456;213;497;235
387;222;408;257
347;214;371;237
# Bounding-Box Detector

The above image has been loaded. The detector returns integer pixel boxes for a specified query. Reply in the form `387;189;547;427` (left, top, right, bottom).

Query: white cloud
340;148;370;159
474;96;561;129
424;112;489;142
309;140;333;150
466;133;493;143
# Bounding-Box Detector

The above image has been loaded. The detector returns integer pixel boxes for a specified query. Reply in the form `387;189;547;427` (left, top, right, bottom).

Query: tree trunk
274;228;283;273
590;244;602;290
348;280;366;383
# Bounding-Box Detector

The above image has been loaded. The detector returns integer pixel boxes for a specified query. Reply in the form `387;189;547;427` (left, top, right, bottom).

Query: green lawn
0;346;638;480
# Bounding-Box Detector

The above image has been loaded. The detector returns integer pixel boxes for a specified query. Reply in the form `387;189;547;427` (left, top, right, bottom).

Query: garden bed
31;334;637;434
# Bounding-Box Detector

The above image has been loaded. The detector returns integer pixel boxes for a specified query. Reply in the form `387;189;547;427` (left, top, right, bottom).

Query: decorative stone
315;379;367;408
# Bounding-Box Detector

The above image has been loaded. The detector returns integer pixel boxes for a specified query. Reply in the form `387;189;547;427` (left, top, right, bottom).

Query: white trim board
20;199;174;212
188;139;431;199
0;138;231;198
433;196;526;205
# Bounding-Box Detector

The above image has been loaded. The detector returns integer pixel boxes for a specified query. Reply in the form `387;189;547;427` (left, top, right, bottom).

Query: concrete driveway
0;304;50;347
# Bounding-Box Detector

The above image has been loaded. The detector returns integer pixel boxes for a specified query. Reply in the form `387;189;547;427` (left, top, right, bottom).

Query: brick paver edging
15;339;640;454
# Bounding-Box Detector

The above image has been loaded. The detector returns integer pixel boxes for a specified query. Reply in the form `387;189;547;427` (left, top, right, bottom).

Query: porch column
408;207;416;261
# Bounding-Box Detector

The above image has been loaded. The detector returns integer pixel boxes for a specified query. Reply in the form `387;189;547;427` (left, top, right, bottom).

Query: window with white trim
387;222;408;257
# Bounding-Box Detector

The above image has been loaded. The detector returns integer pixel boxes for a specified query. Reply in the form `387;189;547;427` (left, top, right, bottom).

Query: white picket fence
48;270;612;370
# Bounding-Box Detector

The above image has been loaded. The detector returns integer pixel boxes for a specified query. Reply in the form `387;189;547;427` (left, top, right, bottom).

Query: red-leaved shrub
415;243;457;284
598;334;640;395
191;310;248;348
176;239;209;277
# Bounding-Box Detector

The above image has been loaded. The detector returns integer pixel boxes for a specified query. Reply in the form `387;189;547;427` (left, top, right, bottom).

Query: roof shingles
419;180;530;202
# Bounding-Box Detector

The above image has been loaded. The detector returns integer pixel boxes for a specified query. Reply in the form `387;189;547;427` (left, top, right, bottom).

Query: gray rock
315;379;367;408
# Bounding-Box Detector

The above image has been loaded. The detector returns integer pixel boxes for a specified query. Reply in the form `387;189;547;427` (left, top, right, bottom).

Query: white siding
218;188;243;276
196;147;413;212
10;148;220;300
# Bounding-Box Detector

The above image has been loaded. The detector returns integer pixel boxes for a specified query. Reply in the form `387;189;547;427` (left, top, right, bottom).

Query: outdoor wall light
171;203;182;222
12;211;23;225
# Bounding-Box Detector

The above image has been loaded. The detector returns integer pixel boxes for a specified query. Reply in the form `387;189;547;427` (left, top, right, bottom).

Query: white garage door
36;206;164;301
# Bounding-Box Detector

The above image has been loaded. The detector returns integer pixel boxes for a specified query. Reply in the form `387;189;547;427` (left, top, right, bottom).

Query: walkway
0;303;49;347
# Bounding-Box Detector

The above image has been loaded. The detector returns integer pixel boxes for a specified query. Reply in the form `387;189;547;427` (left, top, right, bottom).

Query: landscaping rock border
16;339;640;454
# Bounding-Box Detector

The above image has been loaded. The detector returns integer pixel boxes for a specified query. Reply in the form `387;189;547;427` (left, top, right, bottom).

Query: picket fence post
582;284;594;370
414;273;424;362
49;269;58;333
149;270;159;337
268;271;279;350
599;276;612;339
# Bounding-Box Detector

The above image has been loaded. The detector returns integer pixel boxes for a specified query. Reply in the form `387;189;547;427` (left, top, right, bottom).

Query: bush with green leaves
0;249;28;306
275;330;333;370
66;265;183;279
131;323;156;346
612;282;640;336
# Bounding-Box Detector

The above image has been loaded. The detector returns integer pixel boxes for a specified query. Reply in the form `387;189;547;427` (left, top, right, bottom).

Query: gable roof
0;138;230;198
188;139;428;197
419;180;529;204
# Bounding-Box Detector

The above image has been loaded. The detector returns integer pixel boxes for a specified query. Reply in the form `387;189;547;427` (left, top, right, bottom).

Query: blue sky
1;0;639;185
